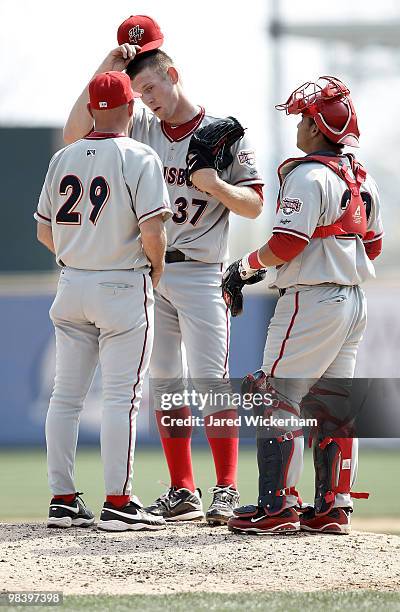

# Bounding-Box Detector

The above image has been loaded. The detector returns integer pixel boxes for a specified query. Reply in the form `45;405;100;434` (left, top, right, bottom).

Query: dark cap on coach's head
88;71;141;111
117;15;164;53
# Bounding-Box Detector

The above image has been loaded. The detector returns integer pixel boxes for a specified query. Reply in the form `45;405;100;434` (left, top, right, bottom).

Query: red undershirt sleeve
248;184;264;202
267;232;308;262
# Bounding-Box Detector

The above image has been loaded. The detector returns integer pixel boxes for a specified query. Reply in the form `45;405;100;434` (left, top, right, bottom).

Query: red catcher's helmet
276;76;360;147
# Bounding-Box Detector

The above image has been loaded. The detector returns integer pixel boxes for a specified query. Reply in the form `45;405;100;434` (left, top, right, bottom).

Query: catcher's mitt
186;116;245;181
222;260;266;317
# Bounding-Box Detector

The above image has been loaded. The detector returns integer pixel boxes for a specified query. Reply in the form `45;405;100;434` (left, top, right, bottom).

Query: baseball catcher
186;116;245;181
224;76;383;535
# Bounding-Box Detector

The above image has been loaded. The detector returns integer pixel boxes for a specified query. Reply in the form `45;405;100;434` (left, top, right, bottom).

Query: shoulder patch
237;149;256;167
280;197;303;216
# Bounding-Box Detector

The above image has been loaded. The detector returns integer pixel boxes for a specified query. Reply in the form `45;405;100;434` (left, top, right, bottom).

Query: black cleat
98;500;166;532
47;492;95;528
145;487;204;521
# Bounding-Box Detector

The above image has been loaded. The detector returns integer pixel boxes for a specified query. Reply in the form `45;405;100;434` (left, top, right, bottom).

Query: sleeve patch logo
237;149;256;167
280;197;303;216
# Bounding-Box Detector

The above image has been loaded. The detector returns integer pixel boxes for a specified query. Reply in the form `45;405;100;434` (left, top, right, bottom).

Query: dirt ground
1;521;400;595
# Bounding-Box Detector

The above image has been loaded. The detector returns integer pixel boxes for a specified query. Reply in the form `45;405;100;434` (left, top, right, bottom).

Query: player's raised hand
190;168;220;195
99;44;141;73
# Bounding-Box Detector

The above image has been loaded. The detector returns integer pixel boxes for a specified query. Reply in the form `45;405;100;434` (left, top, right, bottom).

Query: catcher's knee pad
302;380;355;438
256;430;303;515
313;436;367;515
241;369;266;396
242;371;299;421
242;370;270;417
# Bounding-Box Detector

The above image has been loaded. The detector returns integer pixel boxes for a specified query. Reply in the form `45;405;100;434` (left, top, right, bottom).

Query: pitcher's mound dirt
1;522;400;595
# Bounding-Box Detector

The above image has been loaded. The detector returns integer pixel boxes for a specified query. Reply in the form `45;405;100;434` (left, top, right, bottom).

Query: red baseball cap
88;71;141;111
117;15;164;53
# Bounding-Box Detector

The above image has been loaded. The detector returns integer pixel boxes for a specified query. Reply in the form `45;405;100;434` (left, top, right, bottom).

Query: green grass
1;446;399;520
2;592;400;612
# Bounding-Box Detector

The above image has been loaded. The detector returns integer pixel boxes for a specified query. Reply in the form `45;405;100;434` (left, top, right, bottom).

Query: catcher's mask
276;76;360;147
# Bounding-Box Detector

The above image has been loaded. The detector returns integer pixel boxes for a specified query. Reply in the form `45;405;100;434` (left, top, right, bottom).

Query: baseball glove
186;116;245;181
222;260;266;317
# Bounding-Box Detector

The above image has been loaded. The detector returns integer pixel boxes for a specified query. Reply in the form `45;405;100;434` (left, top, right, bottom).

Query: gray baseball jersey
36;132;171;498
268;158;383;289
35;134;171;270
130;105;263;263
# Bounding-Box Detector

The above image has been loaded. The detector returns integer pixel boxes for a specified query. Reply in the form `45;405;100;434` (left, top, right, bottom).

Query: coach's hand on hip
150;265;164;289
140;216;167;289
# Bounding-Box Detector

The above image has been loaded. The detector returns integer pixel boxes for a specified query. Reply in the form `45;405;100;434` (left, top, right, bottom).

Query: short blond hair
126;49;174;80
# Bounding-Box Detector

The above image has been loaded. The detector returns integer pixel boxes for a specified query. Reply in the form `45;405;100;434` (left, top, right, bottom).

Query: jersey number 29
56;174;110;226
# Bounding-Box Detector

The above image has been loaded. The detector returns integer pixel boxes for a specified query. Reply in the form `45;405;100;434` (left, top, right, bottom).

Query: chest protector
277;154;370;240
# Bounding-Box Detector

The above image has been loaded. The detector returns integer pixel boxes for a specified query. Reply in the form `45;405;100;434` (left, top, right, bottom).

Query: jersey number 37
172;196;208;226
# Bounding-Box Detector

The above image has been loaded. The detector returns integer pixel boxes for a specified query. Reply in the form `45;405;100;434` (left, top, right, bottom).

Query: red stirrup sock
205;409;239;489
106;495;130;508
156;406;195;492
53;494;76;503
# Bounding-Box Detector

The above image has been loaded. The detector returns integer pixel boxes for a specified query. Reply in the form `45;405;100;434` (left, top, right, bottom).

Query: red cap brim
136;36;164;54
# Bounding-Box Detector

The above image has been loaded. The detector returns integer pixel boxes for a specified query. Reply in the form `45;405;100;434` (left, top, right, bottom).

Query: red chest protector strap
277;154;370;240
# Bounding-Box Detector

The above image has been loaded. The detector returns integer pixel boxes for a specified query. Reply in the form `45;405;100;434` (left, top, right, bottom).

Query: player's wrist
201;174;225;197
239;250;265;279
248;250;265;269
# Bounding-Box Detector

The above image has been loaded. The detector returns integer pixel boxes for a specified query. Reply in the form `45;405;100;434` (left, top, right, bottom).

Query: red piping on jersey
138;205;168;222
123;274;150;495
363;231;383;244
271;291;299;378
161;107;205;142
84;131;126;139
36;211;51;223
223;304;230;379
235;178;264;186
272;227;310;242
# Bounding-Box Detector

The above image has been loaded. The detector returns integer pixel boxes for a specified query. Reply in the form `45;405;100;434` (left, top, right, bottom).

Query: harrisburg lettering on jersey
269;158;383;288
164;166;192;187
130;105;264;263
34;136;171;270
